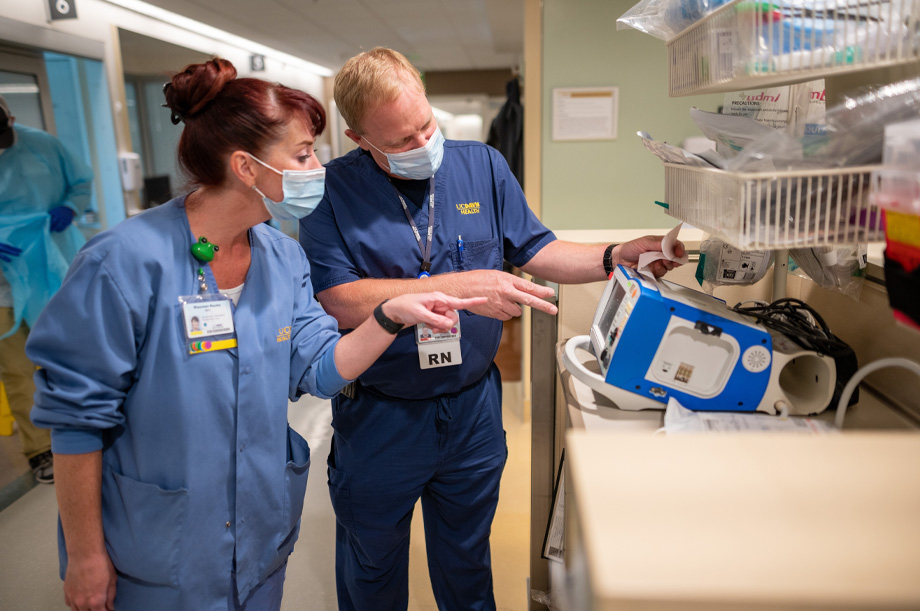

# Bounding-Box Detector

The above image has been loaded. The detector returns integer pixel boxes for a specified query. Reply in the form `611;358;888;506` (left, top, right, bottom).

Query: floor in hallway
0;420;37;513
0;382;532;611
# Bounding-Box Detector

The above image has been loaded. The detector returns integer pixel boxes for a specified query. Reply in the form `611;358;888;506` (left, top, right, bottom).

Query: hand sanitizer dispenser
118;152;142;192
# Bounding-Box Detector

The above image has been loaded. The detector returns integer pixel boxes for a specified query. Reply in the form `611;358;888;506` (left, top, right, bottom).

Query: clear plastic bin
870;118;920;216
871;168;920;215
667;0;920;96
663;163;886;248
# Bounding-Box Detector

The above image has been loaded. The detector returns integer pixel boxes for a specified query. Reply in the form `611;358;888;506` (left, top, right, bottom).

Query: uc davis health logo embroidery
276;326;291;342
456;202;480;215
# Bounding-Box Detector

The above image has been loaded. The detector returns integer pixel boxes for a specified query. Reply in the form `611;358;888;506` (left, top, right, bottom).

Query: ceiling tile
132;0;524;71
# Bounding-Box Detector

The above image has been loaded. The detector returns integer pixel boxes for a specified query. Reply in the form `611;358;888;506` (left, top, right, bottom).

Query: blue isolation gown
0;124;93;339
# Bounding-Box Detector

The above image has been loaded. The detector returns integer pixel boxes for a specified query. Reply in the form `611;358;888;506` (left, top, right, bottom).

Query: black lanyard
392;177;435;278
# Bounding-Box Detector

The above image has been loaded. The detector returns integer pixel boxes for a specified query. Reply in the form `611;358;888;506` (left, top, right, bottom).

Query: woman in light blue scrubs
25;58;483;611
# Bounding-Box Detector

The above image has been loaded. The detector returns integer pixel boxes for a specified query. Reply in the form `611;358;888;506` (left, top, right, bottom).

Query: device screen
597;282;626;340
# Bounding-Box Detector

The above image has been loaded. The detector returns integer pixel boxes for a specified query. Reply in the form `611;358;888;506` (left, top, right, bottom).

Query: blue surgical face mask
249;154;326;221
364;126;444;180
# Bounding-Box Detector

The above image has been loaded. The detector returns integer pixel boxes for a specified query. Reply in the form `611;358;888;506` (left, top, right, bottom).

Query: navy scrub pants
328;365;507;611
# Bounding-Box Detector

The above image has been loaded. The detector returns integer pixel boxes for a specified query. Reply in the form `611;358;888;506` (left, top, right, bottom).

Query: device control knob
741;346;771;373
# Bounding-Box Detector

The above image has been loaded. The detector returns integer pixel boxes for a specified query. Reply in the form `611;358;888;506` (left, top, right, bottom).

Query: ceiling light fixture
431;106;455;122
103;0;333;77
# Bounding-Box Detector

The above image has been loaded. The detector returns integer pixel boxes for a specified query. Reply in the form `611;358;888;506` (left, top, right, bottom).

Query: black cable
731;298;852;357
732;298;860;408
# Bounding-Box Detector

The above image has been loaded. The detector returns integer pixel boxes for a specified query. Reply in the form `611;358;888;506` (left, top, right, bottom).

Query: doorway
0;50;55;132
0;44;125;233
118;29;211;210
0;42;123;507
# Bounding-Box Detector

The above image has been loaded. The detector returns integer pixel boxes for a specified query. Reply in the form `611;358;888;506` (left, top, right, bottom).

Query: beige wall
540;0;725;231
424;69;516;97
521;0;544;414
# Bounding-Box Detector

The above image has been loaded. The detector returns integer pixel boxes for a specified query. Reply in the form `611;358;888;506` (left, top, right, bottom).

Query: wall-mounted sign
552;87;619;142
48;0;78;21
250;55;266;72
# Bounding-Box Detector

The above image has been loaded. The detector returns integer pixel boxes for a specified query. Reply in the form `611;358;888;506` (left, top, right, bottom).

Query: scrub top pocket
101;464;189;588
268;426;312;577
449;237;501;272
282;426;311;539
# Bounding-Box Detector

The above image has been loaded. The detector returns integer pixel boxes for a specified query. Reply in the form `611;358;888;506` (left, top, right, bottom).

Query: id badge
416;317;461;369
179;293;238;354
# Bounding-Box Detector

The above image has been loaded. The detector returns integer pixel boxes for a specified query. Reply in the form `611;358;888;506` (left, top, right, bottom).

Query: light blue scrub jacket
0;124;93;339
26;196;349;610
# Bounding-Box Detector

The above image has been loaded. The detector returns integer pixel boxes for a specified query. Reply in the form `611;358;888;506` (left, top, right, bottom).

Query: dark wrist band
603;244;618;276
373;299;404;334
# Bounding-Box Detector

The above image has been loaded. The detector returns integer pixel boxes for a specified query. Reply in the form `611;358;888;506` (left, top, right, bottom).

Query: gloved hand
0;242;22;263
49;206;76;233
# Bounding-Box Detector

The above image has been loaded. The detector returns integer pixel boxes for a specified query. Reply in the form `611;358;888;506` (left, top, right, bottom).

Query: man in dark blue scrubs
300;47;682;611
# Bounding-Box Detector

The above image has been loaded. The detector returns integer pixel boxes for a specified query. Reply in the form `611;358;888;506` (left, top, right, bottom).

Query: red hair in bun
164;58;326;187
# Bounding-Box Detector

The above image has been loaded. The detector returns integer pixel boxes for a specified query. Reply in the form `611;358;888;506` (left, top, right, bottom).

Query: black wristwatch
373;300;404;334
603;244;619;276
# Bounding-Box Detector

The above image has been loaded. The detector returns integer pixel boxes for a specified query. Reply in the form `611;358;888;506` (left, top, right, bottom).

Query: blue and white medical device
563;265;836;415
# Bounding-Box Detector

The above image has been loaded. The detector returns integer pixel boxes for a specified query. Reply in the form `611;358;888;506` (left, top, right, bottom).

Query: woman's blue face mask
249;154;325;221
363;127;444;180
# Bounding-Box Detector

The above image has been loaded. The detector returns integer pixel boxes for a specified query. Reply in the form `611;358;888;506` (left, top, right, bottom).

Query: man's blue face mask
364;127;445;180
248;154;326;221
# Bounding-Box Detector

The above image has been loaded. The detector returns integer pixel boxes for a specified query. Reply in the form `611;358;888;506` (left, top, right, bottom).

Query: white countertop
566;431;920;610
556;339;920;609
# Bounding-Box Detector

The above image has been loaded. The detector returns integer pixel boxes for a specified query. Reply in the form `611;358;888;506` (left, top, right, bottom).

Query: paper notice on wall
552;87;618;141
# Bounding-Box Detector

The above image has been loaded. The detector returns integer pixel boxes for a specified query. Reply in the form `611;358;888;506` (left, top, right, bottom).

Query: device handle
562;335;610;392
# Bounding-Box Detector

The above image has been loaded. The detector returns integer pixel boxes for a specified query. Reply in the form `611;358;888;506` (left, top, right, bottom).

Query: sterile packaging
721;85;798;132
719;81;823;147
616;0;733;41
725;77;920;172
789;244;867;300
637;131;717;168
819;77;920;167
696;237;773;293
690;107;777;159
794;80;827;141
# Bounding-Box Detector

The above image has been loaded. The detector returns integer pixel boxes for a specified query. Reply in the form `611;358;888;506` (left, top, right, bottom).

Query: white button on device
742;346;771;373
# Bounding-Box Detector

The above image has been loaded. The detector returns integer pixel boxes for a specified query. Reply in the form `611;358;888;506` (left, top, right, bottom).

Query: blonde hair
334;47;425;135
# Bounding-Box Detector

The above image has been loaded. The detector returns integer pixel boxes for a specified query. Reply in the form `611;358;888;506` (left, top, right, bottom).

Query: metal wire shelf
667;0;920;96
663;163;886;249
